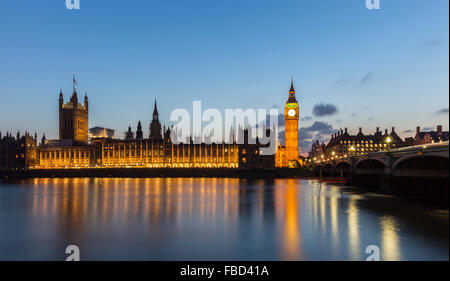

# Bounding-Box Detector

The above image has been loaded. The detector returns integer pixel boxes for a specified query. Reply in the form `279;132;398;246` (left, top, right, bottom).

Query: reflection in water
381;216;401;261
330;196;339;254
275;179;302;260
0;178;447;261
348;198;361;260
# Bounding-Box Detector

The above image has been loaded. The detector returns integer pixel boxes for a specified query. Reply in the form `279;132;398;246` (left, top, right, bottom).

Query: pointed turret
149;99;163;141
136;121;143;139
59;89;64;107
125;126;135;140
152;99;159;120
84;92;88;109
287;78;297;103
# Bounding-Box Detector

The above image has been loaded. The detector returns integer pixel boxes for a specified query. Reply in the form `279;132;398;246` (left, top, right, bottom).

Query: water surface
0;178;448;260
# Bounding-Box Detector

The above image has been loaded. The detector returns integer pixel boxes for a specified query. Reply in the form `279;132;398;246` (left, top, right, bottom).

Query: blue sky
0;0;448;153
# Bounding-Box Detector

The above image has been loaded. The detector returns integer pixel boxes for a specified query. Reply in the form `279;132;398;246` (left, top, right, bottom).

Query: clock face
288;109;296;117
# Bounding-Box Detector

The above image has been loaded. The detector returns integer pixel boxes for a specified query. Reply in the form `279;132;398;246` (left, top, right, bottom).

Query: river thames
0;178;448;261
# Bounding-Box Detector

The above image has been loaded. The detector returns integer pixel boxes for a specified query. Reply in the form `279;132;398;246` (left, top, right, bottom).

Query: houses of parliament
0;82;302;170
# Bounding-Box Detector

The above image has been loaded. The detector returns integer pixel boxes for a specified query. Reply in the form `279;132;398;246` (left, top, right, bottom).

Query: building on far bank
2;80;300;170
411;125;449;145
28;86;273;169
0;132;38;170
309;127;404;160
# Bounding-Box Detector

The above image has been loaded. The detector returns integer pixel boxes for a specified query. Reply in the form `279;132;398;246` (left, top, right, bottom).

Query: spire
152;99;159;120
136;120;143;139
287;78;297;103
59;89;64;106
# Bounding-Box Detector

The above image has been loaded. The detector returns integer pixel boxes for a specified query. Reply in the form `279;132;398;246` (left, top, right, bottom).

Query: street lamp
385;136;392;151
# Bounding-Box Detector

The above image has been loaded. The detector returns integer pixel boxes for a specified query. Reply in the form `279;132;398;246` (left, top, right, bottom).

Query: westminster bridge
309;142;449;195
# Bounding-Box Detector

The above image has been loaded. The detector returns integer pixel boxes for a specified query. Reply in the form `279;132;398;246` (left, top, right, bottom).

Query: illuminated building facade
38;140;93;168
89;127;115;140
276;81;301;168
35;95;246;169
309;127;404;160
91;126;240;168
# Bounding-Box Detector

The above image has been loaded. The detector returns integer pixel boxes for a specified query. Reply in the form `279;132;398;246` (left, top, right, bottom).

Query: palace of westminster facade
0;82;304;170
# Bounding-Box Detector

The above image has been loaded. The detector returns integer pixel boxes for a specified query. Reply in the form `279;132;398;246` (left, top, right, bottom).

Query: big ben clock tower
284;80;299;166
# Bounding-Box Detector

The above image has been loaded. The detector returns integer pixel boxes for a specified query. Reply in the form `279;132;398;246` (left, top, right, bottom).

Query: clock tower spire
284;79;299;167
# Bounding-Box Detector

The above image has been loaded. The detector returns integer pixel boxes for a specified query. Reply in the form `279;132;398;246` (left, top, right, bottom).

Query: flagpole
73;74;75;93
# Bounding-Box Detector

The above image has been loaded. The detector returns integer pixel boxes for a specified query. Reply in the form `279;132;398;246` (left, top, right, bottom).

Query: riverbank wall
0;168;313;179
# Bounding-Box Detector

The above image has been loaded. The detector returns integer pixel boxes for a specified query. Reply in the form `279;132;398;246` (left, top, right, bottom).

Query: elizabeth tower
284;80;299;164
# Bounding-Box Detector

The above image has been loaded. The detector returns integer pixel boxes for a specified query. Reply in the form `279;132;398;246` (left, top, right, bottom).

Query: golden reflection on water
347;198;361;260
275;179;302;260
330;196;339;253
380;215;401;261
30;178;242;226
20;178;406;260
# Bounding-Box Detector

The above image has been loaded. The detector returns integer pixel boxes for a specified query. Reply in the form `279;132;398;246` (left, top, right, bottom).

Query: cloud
335;119;343;123
278;121;337;155
306;121;336;135
298;121;336;155
360;72;374;85
335;78;349;85
402;129;413;133
301;115;313;121
312;103;338;117
366;116;375;122
420;39;442;47
435;108;449;115
423;127;433;131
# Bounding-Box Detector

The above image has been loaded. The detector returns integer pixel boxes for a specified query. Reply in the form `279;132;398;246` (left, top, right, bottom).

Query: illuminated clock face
288;109;296;117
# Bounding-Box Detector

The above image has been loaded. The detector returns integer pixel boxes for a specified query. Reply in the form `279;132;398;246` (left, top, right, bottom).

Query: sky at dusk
0;0;448;154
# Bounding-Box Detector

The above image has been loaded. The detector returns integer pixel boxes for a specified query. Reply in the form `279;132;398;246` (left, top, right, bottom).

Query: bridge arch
335;161;350;177
355;158;385;169
392;154;449;172
391;155;448;196
336;160;351;166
